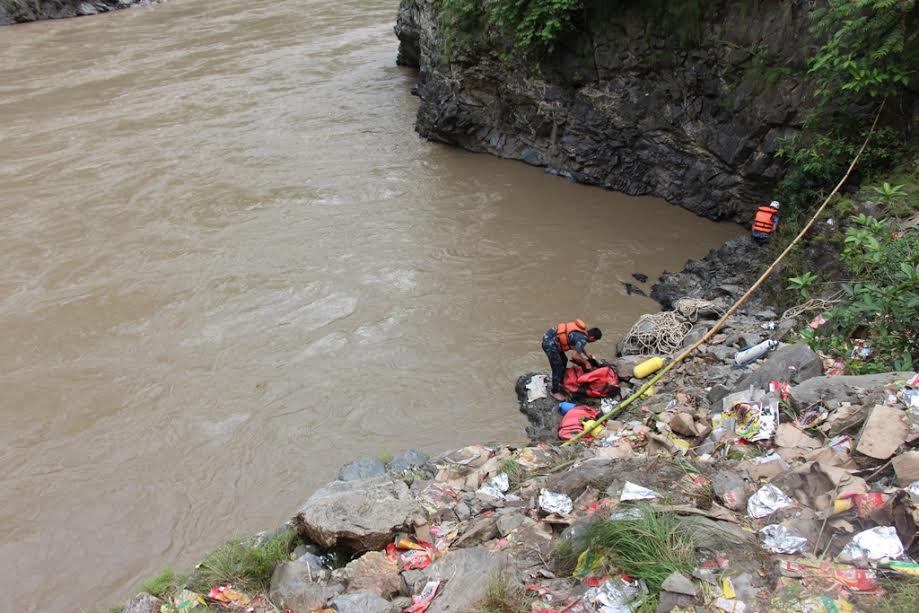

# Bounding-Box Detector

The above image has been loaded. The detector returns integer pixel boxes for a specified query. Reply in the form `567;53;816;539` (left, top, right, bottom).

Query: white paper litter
526;374;548;402
477;472;510;499
747;484;793;518
839;526;904;562
620;481;658;501
600;397;619;413
580;578;643;613
759;524;808;554
538;489;573;516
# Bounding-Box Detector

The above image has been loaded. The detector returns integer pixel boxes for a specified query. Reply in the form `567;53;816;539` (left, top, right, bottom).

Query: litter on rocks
580;576;645;612
759;524;808;554
526;374;548;402
405;580;440;613
206;585;253;611
620;481;658;501
838;526;905;562
747;484;793;518
477;472;510;499
538;489;573;516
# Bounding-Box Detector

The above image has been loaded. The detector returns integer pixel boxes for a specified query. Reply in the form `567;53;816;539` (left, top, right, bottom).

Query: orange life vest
556;319;587;352
752;206;777;234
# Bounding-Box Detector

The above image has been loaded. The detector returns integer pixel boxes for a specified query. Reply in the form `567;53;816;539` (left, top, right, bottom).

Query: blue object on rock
559;402;576;414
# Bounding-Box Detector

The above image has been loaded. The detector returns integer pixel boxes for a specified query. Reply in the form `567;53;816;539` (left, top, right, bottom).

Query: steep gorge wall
0;0;151;25
395;0;817;221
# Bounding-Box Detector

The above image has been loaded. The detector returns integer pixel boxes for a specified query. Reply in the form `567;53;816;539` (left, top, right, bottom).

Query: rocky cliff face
395;0;816;221
0;0;153;25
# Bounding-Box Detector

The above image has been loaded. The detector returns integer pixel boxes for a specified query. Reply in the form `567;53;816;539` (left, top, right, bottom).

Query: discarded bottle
559;401;576;415
634;356;665;379
734;339;778;366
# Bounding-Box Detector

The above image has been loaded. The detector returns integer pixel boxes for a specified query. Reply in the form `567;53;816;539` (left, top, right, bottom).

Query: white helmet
770;200;781;209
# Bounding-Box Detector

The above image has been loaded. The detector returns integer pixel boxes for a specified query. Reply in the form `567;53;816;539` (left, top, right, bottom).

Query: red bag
562;366;620;398
558;405;601;440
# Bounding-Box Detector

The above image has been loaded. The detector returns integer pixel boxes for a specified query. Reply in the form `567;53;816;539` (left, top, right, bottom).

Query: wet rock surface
0;0;157;25
395;1;813;221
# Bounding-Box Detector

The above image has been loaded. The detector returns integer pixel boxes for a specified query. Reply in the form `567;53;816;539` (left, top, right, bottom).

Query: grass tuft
583;504;696;593
138;567;185;600
187;529;296;594
475;573;533;613
498;457;526;491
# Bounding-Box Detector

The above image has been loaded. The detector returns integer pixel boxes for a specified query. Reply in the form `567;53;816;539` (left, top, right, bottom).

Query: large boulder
338;551;402;598
338;457;386;481
269;561;344;613
732;344;823;391
405;547;516;613
788;372;915;408
515;373;562;442
387;449;430;473
331;590;395;613
296;476;423;552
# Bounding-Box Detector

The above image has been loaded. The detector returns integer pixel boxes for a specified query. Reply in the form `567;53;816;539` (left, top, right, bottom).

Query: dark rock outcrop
0;0;156;25
651;236;761;308
395;0;815;221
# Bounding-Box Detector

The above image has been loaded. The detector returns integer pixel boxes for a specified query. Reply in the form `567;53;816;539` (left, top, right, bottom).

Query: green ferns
437;0;583;57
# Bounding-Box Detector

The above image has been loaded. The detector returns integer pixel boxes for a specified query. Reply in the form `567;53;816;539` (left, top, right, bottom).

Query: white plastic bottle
734;339;778;366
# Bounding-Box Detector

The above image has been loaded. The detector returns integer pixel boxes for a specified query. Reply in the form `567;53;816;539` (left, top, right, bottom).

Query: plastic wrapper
907;481;919;502
620;481;658;501
795;402;828;429
731;399;778;442
538;489;573;516
832;492;890;517
838;526;904;562
477;472;510;499
580;577;644;612
779;560;879;593
526;374;548;402
886;561;919;577
747;484;793;518
759;524;807;554
405;580;440;613
206;585;252;610
399;549;433;571
171;590;207;612
610;507;643;521
601;397;619;413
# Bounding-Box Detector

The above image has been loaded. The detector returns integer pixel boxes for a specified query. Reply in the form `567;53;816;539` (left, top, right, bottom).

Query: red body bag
558;405;601;440
562;365;620;398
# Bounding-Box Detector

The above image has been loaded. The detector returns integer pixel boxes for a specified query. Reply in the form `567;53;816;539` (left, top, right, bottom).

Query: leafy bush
799;215;919;373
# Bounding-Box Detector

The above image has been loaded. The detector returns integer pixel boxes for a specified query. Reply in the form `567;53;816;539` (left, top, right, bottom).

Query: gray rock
419;547;516;613
496;512;528;537
657;591;696;612
338;457;386;481
453;501;471;521
339;551;402;598
515;372;562;442
123;593;163;613
732;344;823;391
740;333;762;349
711;469;749;511
559;519;593;556
79;2;98;15
707;384;732;408
789;372;914;408
681;325;710;348
269;562;343;613
387;449;429;473
453;515;499;548
296;476;423;552
331;590;394;613
293;549;326;574
661;572;697;597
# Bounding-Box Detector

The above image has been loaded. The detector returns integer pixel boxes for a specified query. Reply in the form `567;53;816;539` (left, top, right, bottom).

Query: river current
0;1;739;609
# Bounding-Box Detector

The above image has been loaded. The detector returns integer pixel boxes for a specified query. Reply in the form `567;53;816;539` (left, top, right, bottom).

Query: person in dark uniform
542;319;602;401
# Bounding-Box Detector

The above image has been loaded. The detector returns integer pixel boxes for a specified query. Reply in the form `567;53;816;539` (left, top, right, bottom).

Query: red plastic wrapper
399;549;433;571
779;560;880;593
833;492;891;518
405;580;440;613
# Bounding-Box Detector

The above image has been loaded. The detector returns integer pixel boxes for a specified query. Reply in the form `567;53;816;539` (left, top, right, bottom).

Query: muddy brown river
0;1;739;610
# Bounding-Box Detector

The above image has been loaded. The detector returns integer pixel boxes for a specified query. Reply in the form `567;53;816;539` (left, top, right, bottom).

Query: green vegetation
138;567;185;600
187;529;296;594
858;576;919;613
475;573;534;613
581;505;696;593
497;457;525;491
798;212;919;373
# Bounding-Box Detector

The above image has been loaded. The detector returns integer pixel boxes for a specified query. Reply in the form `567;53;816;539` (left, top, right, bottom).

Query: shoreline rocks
0;0;160;26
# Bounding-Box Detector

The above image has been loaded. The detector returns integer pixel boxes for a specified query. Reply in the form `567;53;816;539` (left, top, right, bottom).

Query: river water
0;1;739;610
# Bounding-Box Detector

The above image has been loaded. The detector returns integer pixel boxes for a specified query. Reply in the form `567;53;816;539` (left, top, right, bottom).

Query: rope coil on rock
781;291;846;321
619;311;692;356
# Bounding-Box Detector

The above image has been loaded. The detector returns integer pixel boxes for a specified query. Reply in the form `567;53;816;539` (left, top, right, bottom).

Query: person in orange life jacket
542;320;602;401
751;200;780;242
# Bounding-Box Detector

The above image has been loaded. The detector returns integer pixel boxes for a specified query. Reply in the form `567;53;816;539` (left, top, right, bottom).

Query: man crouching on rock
542;319;602;401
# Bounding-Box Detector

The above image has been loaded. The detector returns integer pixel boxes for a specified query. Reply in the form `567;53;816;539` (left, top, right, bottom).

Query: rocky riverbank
113;289;919;612
394;0;816;222
0;0;158;25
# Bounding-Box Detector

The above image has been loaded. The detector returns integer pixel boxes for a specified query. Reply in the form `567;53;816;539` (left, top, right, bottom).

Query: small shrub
497;457;525;491
583;504;695;593
187;529;296;594
476;573;533;613
139;567;184;599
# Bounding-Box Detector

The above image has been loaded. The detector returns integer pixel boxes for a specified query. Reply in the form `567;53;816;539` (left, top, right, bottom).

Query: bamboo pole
563;102;885;446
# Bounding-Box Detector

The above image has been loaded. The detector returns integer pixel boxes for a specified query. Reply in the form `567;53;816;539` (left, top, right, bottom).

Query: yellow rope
563;103;885;446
